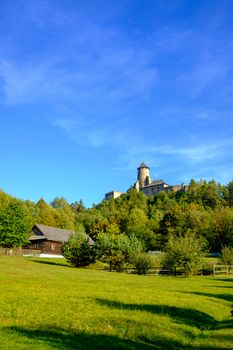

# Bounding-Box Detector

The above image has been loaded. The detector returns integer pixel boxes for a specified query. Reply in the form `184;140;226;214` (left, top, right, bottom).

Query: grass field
0;256;232;349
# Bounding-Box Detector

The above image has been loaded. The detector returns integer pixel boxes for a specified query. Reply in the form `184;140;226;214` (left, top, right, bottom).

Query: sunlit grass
0;256;232;349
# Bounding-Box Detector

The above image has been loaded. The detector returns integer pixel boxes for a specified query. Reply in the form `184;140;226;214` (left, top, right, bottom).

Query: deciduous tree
162;231;205;277
0;202;30;247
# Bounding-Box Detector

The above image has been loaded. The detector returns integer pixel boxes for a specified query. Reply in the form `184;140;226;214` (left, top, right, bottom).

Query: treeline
0;179;233;252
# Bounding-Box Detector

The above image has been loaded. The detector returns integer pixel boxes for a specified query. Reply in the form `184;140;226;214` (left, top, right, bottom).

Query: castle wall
141;184;167;196
105;191;124;201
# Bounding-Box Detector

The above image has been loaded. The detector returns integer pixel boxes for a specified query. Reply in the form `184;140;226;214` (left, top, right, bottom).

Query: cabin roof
29;224;94;244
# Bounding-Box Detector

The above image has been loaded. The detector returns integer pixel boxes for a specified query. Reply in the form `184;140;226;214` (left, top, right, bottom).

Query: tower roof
138;162;150;169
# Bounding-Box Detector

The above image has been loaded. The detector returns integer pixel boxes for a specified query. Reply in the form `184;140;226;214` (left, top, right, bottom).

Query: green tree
159;202;185;247
70;200;86;213
126;208;154;249
132;252;153;275
0;189;14;210
213;207;233;250
61;231;96;267
51;197;75;230
227;181;233;207
183;203;214;250
0;202;30;247
36;198;58;227
96;233;143;271
221;246;233;265
162;231;205;277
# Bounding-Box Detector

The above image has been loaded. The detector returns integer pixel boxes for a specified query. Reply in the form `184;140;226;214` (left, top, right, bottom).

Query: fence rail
127;267;171;276
213;265;233;276
0;248;41;256
127;265;233;276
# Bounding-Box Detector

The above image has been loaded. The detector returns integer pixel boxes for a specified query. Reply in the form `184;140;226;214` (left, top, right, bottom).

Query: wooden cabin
29;224;94;255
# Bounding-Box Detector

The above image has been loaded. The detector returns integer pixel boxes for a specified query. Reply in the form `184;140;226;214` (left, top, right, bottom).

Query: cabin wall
42;241;63;254
29;241;63;254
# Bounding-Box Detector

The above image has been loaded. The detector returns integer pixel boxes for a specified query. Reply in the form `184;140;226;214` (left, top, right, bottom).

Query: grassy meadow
0;256;232;349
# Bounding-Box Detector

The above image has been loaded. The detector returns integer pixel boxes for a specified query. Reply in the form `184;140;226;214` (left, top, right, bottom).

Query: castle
104;162;187;200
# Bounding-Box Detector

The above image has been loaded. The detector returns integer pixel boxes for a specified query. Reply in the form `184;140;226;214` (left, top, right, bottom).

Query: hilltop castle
104;162;187;200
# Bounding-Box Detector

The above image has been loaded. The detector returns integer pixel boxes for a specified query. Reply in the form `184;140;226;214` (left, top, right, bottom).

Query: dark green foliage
132;252;153;275
0;202;30;247
125;208;155;249
61;232;96;267
221;246;233;265
213;207;233;250
201;261;214;275
162;232;205;277
95;233;143;271
227;181;233;206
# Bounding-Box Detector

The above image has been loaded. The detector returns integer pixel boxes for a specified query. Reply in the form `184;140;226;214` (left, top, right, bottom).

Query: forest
0;179;233;252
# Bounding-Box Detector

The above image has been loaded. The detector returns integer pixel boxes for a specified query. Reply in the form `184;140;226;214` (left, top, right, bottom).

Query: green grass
0;256;232;349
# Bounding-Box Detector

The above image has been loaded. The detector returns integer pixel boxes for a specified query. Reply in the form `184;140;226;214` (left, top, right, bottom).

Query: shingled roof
143;180;169;188
30;224;94;245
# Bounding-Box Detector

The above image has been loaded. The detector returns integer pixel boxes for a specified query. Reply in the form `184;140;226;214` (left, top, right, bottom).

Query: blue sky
0;0;233;207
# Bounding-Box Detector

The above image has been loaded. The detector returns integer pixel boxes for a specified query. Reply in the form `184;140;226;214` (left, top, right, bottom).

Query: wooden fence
0;248;41;256
127;265;233;276
127;267;171;276
213;265;233;276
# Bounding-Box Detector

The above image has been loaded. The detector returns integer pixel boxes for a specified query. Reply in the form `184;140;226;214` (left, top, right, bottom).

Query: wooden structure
29;224;94;255
213;265;233;276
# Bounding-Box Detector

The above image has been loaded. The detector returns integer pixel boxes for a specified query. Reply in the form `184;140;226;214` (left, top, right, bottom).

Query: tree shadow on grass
1;326;168;350
210;278;233;283
4;326;232;350
212;286;233;289
185;292;233;304
95;299;217;330
180;292;233;330
30;259;71;267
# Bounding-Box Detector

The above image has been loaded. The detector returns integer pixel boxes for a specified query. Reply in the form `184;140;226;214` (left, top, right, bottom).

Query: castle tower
137;162;151;189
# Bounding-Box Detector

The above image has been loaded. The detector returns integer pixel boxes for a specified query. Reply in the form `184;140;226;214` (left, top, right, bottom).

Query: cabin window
51;244;55;251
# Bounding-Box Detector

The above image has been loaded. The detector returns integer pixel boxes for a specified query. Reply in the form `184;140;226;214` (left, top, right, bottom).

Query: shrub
87;261;109;270
221;246;233;265
162;232;205;277
132;253;153;275
201;261;214;275
61;232;96;267
95;233;143;272
148;252;164;267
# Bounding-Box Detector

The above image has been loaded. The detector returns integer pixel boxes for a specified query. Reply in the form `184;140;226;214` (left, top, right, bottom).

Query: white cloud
53;116;129;150
54;112;233;172
0;61;71;104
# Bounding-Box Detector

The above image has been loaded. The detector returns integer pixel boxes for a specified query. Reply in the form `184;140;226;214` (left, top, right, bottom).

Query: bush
86;261;109;270
132;253;153;275
221;246;233;265
162;232;205;277
95;233;143;272
148;252;164;267
61;232;96;267
201;261;214;275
